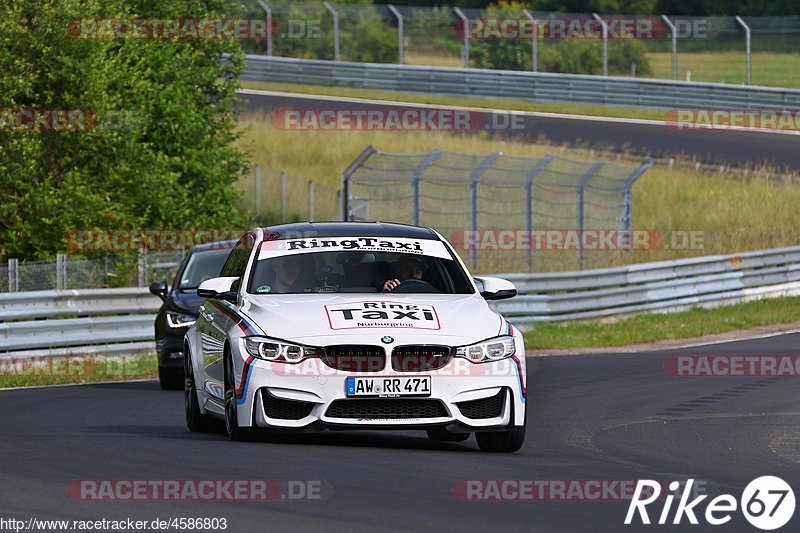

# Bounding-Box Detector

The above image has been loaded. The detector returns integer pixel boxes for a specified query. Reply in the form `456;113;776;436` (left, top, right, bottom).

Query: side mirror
149;280;168;302
474;276;517;301
197;276;240;304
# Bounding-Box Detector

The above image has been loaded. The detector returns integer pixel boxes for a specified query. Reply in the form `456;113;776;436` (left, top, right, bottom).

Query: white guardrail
242;55;800;111
2;245;800;358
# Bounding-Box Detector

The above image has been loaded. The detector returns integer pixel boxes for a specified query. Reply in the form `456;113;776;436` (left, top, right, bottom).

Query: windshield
247;250;474;295
178;249;232;289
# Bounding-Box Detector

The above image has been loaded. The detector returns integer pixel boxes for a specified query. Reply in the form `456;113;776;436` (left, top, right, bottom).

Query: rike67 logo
626;477;795;530
325;301;440;330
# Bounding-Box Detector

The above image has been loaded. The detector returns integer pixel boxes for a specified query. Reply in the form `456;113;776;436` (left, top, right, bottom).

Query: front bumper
230;351;527;431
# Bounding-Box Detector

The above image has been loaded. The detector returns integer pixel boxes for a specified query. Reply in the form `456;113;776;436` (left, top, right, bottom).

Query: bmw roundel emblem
381;336;394;344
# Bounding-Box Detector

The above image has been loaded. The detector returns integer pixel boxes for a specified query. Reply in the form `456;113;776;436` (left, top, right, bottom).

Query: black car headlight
455;336;516;363
244;336;317;364
166;311;197;329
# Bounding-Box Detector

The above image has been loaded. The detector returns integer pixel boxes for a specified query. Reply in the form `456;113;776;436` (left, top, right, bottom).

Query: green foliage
0;0;248;260
472;1;652;75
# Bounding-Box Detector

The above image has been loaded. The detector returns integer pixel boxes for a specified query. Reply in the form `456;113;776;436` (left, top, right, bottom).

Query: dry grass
236;115;800;272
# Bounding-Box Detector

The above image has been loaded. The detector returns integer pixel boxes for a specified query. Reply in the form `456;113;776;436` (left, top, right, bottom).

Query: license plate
345;376;431;397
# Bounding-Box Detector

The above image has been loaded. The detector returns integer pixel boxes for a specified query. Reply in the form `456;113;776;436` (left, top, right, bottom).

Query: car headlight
243;336;317;364
166;311;197;329
455;336;516;363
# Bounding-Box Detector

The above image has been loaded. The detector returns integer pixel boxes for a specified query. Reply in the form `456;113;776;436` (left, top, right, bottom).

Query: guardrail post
323;1;340;61
255;0;273;56
308;180;315;221
56;253;67;290
469;153;502;267
8;258;19;292
577;162;605;269
387;4;404;64
280;171;287;222
523;9;537;72
661;15;677;80
592;13;608;77
340;145;378;221
410;150;445;226
524;156;554;270
735;16;751;85
453;7;470;68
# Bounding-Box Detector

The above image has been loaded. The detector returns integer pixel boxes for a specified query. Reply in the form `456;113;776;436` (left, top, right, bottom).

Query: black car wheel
184;349;218;432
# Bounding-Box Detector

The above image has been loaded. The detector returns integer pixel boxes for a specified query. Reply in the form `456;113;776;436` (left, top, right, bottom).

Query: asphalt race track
2;333;798;532
239;90;800;172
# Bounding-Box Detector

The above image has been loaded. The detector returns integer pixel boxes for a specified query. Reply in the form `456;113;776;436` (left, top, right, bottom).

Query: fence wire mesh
343;147;651;273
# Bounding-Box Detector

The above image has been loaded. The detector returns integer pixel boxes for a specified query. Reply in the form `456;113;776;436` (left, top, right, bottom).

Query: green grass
647;51;800;88
0;353;157;389
239;80;666;122
525;296;800;350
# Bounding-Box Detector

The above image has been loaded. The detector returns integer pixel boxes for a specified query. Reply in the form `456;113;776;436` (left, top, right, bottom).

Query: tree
0;0;248;260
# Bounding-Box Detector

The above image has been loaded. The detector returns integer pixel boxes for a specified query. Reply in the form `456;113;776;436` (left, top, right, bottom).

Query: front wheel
185;351;218;432
224;352;253;441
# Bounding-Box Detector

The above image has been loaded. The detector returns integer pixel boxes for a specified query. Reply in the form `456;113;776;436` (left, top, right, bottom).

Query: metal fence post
661;15;677;80
256;0;273;56
8;258;19;292
410;150;445;226
453;7;469;68
308;180;315;221
592;13;608;77
56;253;67;290
280;171;287;222
618;160;652;251
137;249;147;288
735;16;751;85
387;4;404;64
576;162;604;269
254;164;261;216
468;153;502;267
323;1;340;61
523;156;554;270
339;146;378;221
523;9;537;72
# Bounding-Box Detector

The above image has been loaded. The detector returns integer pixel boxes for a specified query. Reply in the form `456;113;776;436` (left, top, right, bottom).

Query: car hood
239;293;505;346
171;289;205;315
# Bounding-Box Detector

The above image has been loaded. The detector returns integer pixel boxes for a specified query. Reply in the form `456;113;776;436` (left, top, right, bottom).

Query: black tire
158;366;184;390
185;350;218;432
476;423;526;453
224;351;253;441
427;428;470;442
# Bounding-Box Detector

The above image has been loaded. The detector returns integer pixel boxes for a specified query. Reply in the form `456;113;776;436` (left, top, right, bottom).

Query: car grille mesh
321;345;386;372
262;392;316;420
391;345;453;372
326;399;449;419
455;390;505;419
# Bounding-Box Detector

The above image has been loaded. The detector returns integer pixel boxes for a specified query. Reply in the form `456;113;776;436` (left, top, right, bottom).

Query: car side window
220;234;255;287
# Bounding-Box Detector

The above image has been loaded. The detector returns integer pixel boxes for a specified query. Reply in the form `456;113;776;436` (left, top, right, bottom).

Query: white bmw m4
184;222;526;452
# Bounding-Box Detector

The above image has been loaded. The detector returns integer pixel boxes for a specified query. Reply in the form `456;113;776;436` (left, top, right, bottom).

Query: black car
149;240;235;389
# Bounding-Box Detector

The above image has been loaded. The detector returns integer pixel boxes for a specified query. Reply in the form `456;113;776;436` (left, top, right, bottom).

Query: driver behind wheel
381;255;429;292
